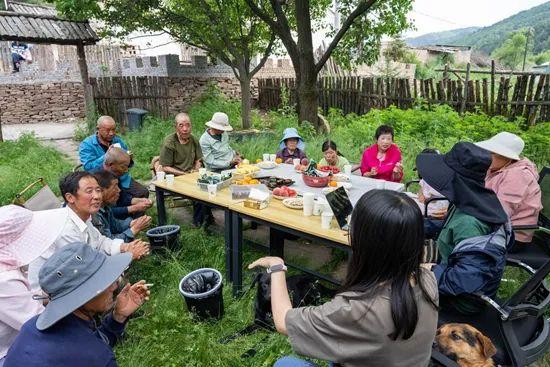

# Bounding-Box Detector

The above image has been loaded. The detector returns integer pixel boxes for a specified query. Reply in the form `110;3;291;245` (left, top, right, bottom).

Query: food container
230;184;269;201
197;177;233;192
302;173;331;188
244;198;269;210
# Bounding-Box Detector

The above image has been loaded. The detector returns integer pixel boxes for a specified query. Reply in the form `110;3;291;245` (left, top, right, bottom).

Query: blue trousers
274;356;320;367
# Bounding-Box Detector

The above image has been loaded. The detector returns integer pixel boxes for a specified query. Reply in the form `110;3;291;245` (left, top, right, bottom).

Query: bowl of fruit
272;186;297;200
319;165;340;175
302;160;331;188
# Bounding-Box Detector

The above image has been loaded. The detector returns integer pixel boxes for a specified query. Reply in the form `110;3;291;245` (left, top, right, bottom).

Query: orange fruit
329;181;338;187
256;159;262;163
275;158;283;164
249;179;259;184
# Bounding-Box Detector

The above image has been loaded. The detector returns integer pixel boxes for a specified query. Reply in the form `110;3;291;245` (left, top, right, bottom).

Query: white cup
303;203;313;217
207;184;217;197
321;212;333;229
166;174;175;185
156;171;165;181
112;143;122;148
375;180;385;190
269;154;276;162
198;168;207;176
313;200;323;216
343;165;352;175
303;192;315;206
263;153;270;162
323;202;333;214
293;158;301;166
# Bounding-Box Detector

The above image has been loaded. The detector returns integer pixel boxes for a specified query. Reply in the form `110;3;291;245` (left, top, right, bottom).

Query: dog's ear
477;331;497;359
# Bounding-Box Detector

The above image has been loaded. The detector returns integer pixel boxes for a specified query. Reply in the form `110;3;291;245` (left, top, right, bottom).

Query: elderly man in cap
417;142;512;316
199;112;242;171
102;147;153;218
4;243;150;367
27;172;149;292
80;116;149;203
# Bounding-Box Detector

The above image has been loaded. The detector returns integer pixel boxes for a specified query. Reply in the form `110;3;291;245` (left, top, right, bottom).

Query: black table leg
224;210;233;282
155;186;166;225
231;213;243;297
269;228;285;258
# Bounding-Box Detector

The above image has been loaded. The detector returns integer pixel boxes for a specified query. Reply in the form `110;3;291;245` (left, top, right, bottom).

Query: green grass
0;134;73;205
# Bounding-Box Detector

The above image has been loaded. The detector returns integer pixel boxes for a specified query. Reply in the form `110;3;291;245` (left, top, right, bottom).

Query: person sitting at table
4;243;150;367
92;171;151;242
318;140;350;171
160;112;214;227
416;142;511;316
360;124;403;182
79;115;149;201
199;112;242;171
102;147;153;218
475;132;542;246
276;128;308;165
27;171;150;292
249;190;438;367
0;205;68;366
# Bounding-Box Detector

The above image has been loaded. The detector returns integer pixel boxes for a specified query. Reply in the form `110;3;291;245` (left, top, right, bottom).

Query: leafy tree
244;0;412;129
530;50;550;66
54;0;276;129
492;29;533;70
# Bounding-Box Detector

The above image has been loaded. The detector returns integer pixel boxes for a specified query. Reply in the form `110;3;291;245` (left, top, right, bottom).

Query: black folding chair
507;166;550;270
434;259;550;367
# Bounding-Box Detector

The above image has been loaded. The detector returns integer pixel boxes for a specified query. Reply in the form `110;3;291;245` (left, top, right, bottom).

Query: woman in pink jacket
475;132;542;244
360;125;403;182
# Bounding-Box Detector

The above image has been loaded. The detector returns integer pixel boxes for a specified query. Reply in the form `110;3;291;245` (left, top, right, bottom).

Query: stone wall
0;82;85;124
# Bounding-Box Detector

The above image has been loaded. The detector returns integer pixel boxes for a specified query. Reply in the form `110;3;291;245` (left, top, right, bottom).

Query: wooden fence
90;76;170;127
258;73;550;125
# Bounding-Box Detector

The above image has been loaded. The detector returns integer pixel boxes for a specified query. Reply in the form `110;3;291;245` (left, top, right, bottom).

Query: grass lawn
2;94;549;365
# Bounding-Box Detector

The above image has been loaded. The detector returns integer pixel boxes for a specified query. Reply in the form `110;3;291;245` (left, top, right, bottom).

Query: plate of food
332;173;350;182
272;186;297;200
319;165;340;174
258;176;295;190
282;197;303;209
257;161;278;169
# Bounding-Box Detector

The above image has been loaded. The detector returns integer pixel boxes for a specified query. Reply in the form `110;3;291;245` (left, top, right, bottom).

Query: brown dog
434;323;497;367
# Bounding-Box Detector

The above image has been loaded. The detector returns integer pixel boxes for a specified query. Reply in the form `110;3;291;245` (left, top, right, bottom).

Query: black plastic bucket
179;268;224;320
146;225;180;251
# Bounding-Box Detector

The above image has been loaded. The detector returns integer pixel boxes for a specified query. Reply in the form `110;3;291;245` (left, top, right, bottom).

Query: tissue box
244;199;268;210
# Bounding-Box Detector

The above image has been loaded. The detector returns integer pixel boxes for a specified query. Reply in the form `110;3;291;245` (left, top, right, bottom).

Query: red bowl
302;174;330;187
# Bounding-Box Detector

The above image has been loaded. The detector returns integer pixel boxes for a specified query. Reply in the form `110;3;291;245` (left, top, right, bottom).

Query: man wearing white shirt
28;172;150;290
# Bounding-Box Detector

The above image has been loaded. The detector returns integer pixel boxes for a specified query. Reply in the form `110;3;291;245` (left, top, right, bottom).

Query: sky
407;0;549;37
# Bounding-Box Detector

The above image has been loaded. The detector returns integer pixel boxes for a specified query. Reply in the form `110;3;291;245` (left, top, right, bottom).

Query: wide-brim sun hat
36;243;132;330
474;132;524;161
0;205;68;272
416;142;508;224
205;112;233;132
279;127;305;150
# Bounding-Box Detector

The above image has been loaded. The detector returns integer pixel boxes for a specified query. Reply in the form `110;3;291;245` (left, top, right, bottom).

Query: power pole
521;28;532;71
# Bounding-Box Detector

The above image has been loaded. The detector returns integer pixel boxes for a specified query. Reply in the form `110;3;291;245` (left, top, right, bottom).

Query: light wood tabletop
229;198;350;246
153;172;234;208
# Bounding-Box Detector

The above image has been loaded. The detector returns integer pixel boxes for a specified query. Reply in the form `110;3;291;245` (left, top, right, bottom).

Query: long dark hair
341;190;437;340
321;140;343;157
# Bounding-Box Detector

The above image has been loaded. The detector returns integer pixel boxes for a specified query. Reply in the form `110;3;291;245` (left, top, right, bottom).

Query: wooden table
154;172;236;281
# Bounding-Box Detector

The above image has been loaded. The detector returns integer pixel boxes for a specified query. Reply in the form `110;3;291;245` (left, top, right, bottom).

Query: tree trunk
296;63;319;128
239;75;252;130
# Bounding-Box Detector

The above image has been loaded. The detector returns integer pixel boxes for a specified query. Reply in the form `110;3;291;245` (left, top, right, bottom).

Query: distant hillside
406;27;480;47
406;1;550;54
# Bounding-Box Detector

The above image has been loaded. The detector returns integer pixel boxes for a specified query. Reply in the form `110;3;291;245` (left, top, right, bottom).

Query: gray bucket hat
36;242;132;330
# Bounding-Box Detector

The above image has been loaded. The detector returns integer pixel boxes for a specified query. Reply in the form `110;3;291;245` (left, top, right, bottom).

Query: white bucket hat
475;132;524;161
205;112;233;132
0;205;68;272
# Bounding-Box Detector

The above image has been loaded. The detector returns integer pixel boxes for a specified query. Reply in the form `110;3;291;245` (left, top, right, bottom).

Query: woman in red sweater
360;125;403;182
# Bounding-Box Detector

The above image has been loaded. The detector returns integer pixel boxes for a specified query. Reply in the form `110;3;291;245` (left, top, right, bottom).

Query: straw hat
475;132;524;161
0;205;68;272
205;112;233;132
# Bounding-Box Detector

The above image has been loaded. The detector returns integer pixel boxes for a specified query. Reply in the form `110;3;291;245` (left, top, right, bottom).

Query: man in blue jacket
79;116;149;217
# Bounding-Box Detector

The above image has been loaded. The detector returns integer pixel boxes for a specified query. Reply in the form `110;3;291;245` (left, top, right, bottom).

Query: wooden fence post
460;63;471;115
490;60;495;115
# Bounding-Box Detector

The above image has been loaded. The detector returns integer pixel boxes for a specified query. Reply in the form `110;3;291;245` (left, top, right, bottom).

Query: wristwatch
267;263;287;274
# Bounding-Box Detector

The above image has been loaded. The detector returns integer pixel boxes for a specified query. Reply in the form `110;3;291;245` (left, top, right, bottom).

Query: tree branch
250;32;276;77
315;0;377;74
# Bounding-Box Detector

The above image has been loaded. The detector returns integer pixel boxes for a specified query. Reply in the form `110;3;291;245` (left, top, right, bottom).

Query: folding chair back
13;178;62;211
